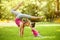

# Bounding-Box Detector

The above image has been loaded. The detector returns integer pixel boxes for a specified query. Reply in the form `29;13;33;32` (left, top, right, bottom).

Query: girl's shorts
15;18;22;27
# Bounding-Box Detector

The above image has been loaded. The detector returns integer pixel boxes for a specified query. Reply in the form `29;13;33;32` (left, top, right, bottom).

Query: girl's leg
19;22;24;37
29;17;40;22
15;18;24;37
22;14;43;22
32;28;40;37
30;22;40;37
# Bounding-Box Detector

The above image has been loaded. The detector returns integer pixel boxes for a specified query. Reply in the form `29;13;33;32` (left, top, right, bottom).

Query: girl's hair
31;22;35;28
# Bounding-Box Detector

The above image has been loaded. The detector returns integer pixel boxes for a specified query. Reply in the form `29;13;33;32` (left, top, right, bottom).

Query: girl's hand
18;1;24;6
13;1;24;10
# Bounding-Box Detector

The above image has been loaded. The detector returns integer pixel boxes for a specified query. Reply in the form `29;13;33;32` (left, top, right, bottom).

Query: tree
55;0;60;17
1;0;60;22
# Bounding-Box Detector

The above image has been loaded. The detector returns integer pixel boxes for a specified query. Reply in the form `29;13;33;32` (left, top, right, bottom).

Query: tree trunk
55;0;60;17
56;0;59;12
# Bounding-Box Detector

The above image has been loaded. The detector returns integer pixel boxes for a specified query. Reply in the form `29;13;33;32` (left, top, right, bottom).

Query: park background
0;0;60;40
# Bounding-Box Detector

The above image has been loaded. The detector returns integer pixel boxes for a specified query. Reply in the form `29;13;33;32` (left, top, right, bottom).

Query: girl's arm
13;2;24;10
11;2;24;15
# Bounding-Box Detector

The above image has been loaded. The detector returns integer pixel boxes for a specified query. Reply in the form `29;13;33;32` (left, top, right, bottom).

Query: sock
32;29;39;37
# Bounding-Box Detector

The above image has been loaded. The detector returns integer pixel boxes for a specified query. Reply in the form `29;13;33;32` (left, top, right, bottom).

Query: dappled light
0;0;60;40
0;0;60;22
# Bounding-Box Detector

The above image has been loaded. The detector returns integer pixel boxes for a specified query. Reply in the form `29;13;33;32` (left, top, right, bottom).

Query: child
11;2;42;37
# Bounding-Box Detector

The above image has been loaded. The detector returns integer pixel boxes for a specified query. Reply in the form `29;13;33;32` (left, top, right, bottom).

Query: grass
0;25;60;40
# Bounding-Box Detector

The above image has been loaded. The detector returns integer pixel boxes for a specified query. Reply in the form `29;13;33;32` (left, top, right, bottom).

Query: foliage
0;0;60;22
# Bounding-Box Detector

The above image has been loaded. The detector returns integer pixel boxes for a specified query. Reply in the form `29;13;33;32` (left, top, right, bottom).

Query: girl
11;2;42;37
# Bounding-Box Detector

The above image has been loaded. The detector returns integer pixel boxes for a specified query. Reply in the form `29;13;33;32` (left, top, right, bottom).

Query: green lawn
0;25;60;40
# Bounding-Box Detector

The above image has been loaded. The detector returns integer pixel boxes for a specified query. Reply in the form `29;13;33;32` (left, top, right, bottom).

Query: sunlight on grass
0;26;59;40
56;29;60;32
